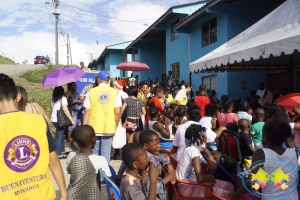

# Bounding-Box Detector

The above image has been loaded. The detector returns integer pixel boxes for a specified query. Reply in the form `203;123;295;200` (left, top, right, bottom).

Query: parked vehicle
34;56;46;65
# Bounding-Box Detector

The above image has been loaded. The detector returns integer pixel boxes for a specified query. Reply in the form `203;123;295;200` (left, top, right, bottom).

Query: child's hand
163;170;176;183
207;158;217;172
292;105;300;116
148;162;159;183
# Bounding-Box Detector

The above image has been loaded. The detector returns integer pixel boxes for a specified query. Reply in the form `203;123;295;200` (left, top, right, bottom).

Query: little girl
230;118;299;199
199;103;218;129
174;105;187;132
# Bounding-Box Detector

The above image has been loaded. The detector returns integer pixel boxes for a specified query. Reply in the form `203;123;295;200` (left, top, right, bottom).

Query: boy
120;143;159;200
193;85;210;118
0;74;67;200
250;108;265;149
65;125;112;199
146;85;165;124
139;130;176;200
238;119;256;169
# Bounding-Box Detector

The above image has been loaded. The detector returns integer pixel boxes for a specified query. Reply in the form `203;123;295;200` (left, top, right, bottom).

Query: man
80;61;89;70
128;74;135;86
256;82;270;107
83;70;121;163
193;85;210;117
45;55;50;65
0;74;67;199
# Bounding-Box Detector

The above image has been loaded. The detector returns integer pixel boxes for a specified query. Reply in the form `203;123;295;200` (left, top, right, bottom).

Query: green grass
0;55;17;64
21;65;79;83
27;88;54;118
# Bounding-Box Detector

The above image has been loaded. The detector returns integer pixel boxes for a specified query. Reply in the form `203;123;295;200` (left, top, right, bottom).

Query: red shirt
146;98;164;124
193;95;210;117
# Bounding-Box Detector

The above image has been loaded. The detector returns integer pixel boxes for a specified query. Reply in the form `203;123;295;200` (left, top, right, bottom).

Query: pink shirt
217;113;238;127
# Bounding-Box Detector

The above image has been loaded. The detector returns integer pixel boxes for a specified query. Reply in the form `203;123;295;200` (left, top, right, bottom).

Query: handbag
112;122;127;149
57;99;72;129
122;99;139;132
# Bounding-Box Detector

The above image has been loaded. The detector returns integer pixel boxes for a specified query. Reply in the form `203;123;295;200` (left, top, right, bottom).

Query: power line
60;1;156;23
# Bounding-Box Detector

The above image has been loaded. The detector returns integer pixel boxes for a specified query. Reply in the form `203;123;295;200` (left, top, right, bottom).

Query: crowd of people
1;70;299;200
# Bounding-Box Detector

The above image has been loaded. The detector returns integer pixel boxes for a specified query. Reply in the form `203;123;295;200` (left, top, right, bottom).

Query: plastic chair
212;162;238;187
99;169;122;200
219;130;243;165
109;165;117;179
212;192;246;200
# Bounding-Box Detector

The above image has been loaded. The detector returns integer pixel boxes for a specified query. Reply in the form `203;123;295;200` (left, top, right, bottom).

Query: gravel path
0;64;47;76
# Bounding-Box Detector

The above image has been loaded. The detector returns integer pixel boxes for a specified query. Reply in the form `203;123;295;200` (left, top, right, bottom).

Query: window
202;17;217;47
134;49;138;61
171;19;180;41
171;62;180;81
202;75;217;91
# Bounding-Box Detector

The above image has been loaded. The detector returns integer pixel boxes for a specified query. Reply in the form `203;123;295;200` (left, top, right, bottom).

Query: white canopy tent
190;0;300;73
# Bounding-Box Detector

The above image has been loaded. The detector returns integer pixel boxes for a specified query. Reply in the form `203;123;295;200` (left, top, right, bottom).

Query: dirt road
0;64;47;76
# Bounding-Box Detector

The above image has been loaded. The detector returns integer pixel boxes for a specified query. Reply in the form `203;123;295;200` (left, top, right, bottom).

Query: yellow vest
166;94;174;104
89;85;118;133
173;89;187;105
0;112;55;200
139;92;147;107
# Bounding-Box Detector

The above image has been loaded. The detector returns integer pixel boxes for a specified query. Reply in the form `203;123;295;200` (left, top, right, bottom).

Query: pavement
0;64;47;76
51;143;122;200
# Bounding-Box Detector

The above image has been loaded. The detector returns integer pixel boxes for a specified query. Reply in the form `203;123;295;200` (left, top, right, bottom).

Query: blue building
124;0;285;99
89;41;132;78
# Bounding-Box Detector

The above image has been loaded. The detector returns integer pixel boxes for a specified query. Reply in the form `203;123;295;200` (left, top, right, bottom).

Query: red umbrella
277;93;300;114
116;62;150;72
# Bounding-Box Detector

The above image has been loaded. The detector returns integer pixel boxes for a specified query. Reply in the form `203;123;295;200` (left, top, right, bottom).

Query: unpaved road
0;64;47;76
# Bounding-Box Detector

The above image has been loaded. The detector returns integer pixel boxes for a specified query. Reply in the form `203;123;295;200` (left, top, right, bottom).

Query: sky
0;0;198;65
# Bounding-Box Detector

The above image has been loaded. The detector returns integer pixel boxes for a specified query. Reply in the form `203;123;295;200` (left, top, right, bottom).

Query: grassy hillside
0;55;17;64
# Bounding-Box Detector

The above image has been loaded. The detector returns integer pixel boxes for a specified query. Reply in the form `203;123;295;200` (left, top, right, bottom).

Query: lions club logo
98;92;110;104
4;135;40;172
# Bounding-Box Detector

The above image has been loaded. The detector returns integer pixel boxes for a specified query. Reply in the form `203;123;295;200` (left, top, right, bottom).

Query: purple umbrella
42;66;85;87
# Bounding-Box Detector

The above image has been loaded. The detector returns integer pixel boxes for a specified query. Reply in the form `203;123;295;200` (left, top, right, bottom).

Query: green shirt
250;122;265;143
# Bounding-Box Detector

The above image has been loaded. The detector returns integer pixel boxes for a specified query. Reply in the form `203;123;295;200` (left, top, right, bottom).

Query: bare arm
141;106;146;116
193;156;214;184
62;105;76;125
155;121;170;139
201;147;217;172
120;103;127;118
215;126;226;138
83;108;90;125
49;151;68;200
211;118;217;129
114;107;121;127
248;144;256;153
34;103;51;125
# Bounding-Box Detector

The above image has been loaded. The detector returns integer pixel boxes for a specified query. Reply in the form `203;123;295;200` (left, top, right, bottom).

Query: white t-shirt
201;124;217;143
176;146;204;182
256;89;271;106
129;78;135;86
175;89;185;101
199;117;213;130
173;121;206;161
64;152;112;177
118;90;129;101
51;96;68;123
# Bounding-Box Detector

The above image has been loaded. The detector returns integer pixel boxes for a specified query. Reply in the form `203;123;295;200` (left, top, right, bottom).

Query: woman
138;82;150;107
120;86;146;143
66;82;83;151
173;82;192;106
51;86;76;158
148;102;174;149
217;97;238;127
16;86;51;125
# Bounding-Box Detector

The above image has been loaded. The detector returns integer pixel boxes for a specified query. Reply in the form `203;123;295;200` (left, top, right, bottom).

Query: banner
76;70;99;98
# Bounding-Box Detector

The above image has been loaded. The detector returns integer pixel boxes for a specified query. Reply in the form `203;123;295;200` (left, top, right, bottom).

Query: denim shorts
68;111;82;131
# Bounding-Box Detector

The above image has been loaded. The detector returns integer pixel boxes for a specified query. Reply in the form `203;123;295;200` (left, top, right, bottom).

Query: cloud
0;31;106;66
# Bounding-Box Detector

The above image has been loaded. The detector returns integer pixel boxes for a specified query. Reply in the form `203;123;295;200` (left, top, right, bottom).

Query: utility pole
52;0;60;68
69;35;73;65
59;32;72;65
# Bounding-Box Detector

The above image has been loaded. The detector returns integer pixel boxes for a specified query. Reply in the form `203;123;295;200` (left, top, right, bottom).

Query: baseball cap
98;70;110;81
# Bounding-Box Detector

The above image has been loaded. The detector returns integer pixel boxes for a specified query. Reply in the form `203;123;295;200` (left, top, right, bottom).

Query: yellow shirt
89;85;118;133
173;89;187;105
0;112;55;200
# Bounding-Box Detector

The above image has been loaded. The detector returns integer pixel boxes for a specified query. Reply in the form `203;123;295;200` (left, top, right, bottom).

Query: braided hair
185;124;206;148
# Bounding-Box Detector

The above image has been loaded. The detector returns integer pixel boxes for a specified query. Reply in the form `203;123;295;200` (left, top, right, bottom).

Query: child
164;87;174;109
231;119;299;199
237;101;253;125
193;85;210;117
174;105;187;131
169;103;178;121
238;119;256;169
250;108;265;149
146;85;165;125
139;130;176;200
65;125;112;199
120;143;159;200
200;103;218;129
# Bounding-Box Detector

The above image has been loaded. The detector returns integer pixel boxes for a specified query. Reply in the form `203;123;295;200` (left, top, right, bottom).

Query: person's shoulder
89;154;107;162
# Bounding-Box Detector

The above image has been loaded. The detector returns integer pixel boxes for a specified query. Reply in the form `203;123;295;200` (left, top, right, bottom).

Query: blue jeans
206;142;217;151
92;136;113;163
53;122;66;157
